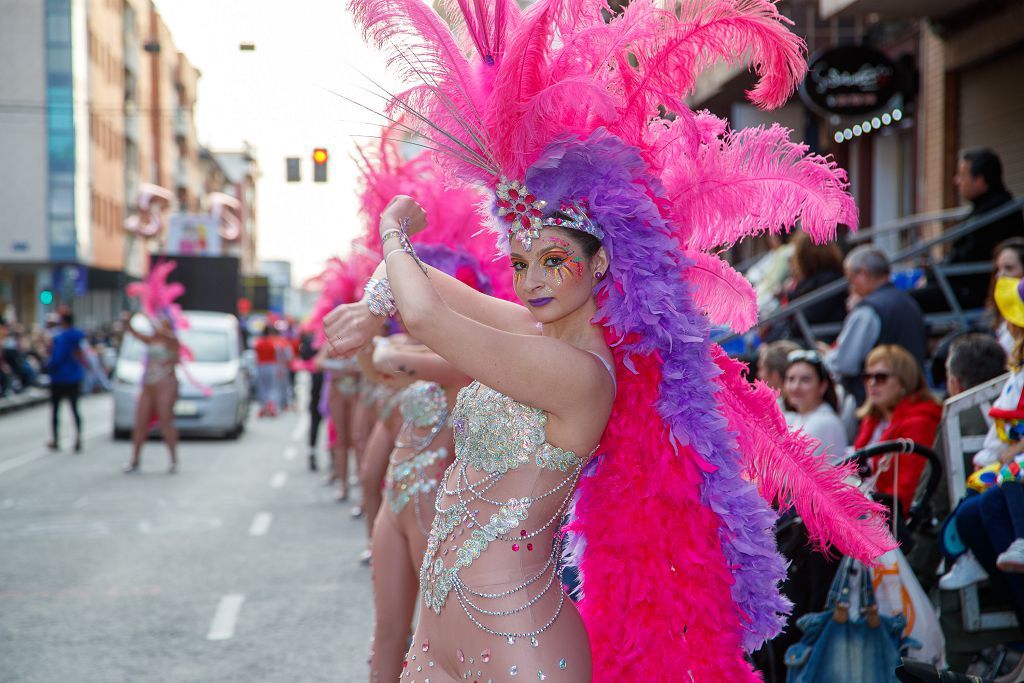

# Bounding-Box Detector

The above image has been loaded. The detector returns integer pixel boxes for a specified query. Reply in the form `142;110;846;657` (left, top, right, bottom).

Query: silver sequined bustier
420;381;585;634
399;382;449;429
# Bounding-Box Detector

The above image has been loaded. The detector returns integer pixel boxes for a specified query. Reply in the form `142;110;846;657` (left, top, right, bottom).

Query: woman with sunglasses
782;350;848;463
853;345;943;513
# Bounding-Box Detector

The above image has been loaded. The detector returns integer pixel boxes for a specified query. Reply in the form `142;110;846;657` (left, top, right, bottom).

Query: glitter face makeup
509;228;601;323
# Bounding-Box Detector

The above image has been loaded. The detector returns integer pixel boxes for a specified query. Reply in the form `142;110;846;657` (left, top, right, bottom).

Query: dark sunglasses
862;372;892;385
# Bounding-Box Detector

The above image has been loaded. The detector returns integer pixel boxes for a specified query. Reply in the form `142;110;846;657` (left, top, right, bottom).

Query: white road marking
270;472;287;489
0;452;47;476
283;446;297;461
248;512;272;536
207;594;245;641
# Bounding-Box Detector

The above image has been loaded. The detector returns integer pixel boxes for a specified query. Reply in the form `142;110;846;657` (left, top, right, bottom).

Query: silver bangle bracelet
380;228;403;245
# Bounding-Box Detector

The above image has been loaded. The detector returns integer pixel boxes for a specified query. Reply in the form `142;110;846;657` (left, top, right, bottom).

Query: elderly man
822;245;927;405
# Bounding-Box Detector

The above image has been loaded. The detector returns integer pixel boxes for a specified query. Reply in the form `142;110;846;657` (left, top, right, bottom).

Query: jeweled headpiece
496;178;603;250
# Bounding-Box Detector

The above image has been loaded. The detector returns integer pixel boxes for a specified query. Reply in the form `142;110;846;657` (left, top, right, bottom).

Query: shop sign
801;46;897;116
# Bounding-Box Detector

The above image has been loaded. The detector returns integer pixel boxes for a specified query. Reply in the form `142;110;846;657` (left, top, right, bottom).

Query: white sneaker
939;553;989;590
997;538;1024;573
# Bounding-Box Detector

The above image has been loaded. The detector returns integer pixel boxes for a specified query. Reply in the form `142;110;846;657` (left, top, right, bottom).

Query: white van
112;311;250;439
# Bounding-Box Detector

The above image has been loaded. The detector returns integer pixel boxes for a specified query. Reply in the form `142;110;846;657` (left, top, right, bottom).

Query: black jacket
949;188;1024;264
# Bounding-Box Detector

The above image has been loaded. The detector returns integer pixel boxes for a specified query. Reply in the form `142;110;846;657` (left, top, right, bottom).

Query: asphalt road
0;385;374;682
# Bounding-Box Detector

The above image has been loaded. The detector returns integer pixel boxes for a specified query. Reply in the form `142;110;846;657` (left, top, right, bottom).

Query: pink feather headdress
125;260;189;331
353;123;516;301
347;0;891;678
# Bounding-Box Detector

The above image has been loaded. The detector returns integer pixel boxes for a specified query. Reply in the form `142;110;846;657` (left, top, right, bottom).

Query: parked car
112;311;250;439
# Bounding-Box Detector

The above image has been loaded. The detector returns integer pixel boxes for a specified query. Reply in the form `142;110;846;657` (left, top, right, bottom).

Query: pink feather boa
568;336;761;682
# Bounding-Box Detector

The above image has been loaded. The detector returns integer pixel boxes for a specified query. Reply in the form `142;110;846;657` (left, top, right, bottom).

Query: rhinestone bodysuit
385;382;452;530
419;381;587;640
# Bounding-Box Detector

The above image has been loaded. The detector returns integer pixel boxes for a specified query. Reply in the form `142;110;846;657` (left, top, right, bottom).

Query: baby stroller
754;439;944;683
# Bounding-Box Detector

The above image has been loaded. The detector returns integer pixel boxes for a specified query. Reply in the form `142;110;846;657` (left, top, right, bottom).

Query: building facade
689;0;1024;260
0;0;211;329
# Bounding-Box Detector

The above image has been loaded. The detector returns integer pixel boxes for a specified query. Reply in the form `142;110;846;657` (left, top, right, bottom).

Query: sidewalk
0;387;49;415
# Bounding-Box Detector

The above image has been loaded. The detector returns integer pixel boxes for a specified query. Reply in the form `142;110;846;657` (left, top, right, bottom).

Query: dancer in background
123;312;181;474
328;0;894;679
122;261;190;474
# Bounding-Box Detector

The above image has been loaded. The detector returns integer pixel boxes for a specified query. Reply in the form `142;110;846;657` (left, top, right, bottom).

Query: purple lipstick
528;297;554;308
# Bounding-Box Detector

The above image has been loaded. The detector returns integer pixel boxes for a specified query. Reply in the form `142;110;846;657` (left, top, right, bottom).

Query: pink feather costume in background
346;0;896;678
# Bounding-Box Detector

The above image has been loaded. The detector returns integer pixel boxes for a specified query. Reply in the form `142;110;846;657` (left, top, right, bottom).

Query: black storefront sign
800;46;898;117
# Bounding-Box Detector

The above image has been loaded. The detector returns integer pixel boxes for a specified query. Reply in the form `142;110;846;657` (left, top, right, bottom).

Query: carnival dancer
366;245;503;681
123;261;190;474
351;129;518;568
328;0;896;679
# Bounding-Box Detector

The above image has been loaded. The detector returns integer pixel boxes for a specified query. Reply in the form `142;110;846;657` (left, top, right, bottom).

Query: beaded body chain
419;381;588;644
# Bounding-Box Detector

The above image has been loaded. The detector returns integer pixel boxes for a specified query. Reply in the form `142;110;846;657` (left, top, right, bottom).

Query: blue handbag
785;556;918;683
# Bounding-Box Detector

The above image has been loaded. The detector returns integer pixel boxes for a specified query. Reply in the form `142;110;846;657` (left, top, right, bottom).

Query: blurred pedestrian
822;246;927;405
122;313;181;474
45;309;86;452
253;327;280;417
299;333;324;471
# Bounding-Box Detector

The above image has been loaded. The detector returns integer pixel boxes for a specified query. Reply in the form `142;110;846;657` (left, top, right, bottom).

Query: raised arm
373;341;469;387
364;257;534;334
370;198;612;423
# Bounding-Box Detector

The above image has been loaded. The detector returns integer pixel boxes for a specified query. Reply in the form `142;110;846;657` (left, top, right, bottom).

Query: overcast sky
153;0;402;285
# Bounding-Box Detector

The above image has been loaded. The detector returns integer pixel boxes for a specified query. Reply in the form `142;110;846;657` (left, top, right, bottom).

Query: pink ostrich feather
353;125;517;302
680;250;758;332
125;260;188;330
653;115;859;251
712;346;897;561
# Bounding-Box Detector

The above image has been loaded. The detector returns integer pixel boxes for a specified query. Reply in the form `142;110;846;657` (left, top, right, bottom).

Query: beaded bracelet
379;228;403;245
397;218;428;275
364;277;397;318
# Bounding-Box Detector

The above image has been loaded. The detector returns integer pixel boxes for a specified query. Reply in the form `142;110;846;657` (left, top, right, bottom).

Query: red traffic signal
313;148;328;182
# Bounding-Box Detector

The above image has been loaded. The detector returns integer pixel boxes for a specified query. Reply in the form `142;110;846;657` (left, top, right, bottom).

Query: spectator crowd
748;148;1024;680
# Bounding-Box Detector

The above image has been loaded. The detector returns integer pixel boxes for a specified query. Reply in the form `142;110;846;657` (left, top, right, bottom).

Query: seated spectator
854;344;943;514
756;340;799;408
986;238;1024;356
946;333;1009;400
950;149;1024;266
782;232;846;342
939;278;1024;626
782;349;847;462
747;233;793;319
823;246;927;405
925;334;1007;590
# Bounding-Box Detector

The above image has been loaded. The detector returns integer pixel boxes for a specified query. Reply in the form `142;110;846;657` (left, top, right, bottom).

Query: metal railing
939;373;1019;632
719;197;1024;349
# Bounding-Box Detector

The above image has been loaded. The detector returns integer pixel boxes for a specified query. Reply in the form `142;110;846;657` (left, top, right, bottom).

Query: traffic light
313;148;328;183
39;289;54;305
286;157;300;182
